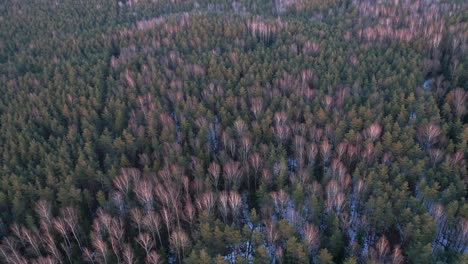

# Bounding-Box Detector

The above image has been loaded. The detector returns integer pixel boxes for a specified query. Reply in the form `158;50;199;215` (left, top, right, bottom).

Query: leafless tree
92;234;108;264
170;229;189;262
450;88;466;117
247;18;279;42
326;180;344;214
130;208;144;234
336;141;348;160
145;250;161;264
222;131;237;158
20;226;41;257
134;180;154;212
261;168;273;189
271;189;289;215
190;177;204;197
111;191;125;216
240;136;252;162
346;144;358;164
31;256;56;264
0;237;27;264
308;143;318;168
234;119;247;137
304;223;319;254
110;237;122;264
143;211;163;247
185;201;196;228
113;172;133;197
223;160;243;191
320;139;331;169
95;209;113;236
456;218;468;253
10;224;23;246
274;111;288;126
43;231;61;263
264;220;279;246
376;235;390;261
417;123;442;150
249;152;263;188
293;135;305;169
83;247;95;264
428;148;444;165
322;95;333;112
136;233;154;256
218;191;230;223
329;159;346;181
61;207;83;250
311;128;323;143
35;200;53;227
364;123;382;142
109;218;125;245
52;218;71;250
250;97;264;119
446;151;465;171
196;192;216;216
272;125;290;144
208;162;221;190
362;143;376;164
161;207;173;235
392;244;404;264
122;243;135;264
155;180;182;230
229;192;242;223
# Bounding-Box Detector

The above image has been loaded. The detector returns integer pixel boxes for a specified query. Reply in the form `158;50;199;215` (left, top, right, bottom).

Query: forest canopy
0;0;467;263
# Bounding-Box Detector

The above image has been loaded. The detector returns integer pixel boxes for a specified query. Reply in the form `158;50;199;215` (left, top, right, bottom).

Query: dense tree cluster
0;0;466;263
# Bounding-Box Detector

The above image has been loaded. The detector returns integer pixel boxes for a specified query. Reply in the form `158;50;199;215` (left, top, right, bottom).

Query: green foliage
317;248;334;264
0;0;466;263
